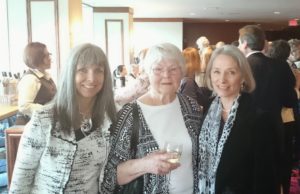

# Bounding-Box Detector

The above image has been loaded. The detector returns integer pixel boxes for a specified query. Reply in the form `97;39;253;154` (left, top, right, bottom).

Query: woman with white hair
102;43;202;194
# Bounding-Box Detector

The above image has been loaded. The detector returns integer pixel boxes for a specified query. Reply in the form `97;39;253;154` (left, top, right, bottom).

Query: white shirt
137;97;193;194
18;69;52;116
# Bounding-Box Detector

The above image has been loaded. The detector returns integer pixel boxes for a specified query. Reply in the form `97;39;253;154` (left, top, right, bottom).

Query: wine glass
164;141;183;163
163;141;183;190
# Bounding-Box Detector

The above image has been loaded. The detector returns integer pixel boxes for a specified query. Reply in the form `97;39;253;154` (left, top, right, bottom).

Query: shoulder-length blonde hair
205;45;255;93
54;43;116;134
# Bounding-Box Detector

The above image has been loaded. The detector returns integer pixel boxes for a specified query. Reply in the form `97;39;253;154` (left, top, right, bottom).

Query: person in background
238;25;291;114
195;46;213;87
113;65;128;89
125;63;141;91
215;41;225;49
231;40;239;47
102;43;202;194
288;39;300;169
179;47;212;112
288;39;300;115
288;39;300;101
16;42;56;125
288;39;300;69
196;36;210;55
10;43;117;193
198;45;280;194
239;25;297;193
261;40;272;56
128;63;140;80
114;48;150;108
268;39;299;194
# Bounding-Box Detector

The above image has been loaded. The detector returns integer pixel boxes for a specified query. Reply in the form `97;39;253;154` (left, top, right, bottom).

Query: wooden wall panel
183;22;300;49
183;22;253;48
5;126;24;188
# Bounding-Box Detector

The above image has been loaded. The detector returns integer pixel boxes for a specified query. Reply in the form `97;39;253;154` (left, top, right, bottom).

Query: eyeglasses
152;66;180;76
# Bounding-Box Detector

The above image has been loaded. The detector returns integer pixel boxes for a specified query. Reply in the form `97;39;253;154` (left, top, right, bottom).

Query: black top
214;93;281;194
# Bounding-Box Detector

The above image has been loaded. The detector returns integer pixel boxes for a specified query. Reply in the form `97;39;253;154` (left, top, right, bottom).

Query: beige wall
133;21;183;54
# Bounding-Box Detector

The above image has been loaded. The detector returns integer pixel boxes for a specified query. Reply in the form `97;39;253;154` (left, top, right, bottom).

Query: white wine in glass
164;142;183;164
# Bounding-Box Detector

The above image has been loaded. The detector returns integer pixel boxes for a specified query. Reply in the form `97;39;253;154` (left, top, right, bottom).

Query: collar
246;50;262;58
29;68;51;80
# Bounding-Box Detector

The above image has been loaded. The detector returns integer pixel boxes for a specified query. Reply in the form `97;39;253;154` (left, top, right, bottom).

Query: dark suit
247;52;297;194
247;52;280;111
274;60;298;194
247;52;296;110
215;93;280;194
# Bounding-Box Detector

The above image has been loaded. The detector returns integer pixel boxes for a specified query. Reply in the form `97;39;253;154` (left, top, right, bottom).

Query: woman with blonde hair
198;45;280;194
195;46;213;87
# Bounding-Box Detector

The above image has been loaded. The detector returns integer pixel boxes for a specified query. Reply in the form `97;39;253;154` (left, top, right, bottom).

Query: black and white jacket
9;104;112;194
101;94;202;194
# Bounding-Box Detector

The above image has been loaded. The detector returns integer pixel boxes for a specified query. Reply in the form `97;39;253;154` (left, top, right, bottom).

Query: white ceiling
82;0;300;24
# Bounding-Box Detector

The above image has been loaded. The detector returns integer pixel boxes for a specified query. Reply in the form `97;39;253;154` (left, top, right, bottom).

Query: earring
241;82;245;91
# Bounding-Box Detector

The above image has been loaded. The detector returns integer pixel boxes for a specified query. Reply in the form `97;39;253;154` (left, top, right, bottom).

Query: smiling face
75;63;105;103
211;54;243;101
149;59;183;98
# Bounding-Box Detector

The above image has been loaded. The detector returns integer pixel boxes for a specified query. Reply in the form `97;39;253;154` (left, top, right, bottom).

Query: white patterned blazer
9;104;112;194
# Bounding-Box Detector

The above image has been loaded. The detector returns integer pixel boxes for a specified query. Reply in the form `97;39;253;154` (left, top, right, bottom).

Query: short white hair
196;36;210;50
215;41;225;48
143;42;186;76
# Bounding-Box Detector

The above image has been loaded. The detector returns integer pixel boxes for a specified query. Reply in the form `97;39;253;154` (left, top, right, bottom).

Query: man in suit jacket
238;25;278;111
238;25;297;194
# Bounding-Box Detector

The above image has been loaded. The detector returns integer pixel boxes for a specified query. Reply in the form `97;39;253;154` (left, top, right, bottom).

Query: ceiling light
225;20;230;22
189;12;196;16
273;11;280;15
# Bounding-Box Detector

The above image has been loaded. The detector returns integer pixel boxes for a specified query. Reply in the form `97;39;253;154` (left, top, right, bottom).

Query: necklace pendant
81;118;92;135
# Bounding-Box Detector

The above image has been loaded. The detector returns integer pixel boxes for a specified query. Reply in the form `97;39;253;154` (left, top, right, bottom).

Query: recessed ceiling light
189;12;196;16
273;11;281;15
225;20;230;22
